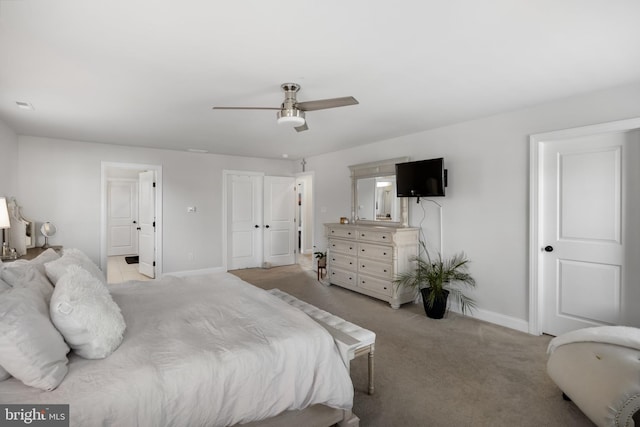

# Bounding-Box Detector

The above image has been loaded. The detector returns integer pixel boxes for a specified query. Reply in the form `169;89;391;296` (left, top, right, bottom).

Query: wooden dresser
325;223;419;308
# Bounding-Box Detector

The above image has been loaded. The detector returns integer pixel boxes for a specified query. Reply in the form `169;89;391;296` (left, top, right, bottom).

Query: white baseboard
447;301;530;334
467;308;530;334
163;267;226;278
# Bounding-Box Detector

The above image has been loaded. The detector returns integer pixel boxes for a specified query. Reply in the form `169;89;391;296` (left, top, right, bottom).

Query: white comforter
0;272;354;426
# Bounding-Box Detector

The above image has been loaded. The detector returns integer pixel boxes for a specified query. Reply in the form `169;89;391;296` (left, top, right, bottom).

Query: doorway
101;162;163;283
529;117;640;335
223;171;297;270
295;172;314;271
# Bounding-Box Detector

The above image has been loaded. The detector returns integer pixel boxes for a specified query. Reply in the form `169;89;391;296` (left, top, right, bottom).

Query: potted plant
394;243;477;319
314;251;327;268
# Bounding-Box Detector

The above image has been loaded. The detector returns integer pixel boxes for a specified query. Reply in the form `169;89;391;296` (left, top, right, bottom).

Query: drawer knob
382;236;386;239
361;249;365;252
383;252;387;255
384;269;387;272
361;265;365;268
349;262;352;265
348;232;351;235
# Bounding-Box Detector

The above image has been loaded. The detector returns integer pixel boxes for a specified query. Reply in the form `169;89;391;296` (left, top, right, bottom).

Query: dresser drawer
358;274;393;296
329;239;357;256
357;229;393;243
330;253;356;271
358;242;393;262
329;268;357;287
328;227;357;239
358;259;393;279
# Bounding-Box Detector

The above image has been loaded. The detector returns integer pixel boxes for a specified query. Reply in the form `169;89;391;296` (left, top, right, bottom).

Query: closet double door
227;174;296;270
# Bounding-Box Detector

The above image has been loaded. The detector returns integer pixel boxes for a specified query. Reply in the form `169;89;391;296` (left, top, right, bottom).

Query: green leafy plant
394;242;477;315
313;251;327;260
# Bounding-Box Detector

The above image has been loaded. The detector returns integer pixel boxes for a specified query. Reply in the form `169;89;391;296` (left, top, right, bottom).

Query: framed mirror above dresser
349;157;409;227
325;158;419;309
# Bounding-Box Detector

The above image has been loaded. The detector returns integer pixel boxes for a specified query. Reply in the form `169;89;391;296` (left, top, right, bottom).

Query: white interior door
228;174;263;269
263;176;295;267
541;130;640;336
138;170;156;278
107;180;138;256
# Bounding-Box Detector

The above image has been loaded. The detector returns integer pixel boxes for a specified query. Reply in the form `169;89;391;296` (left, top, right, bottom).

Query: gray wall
0;118;18;197
6;81;640;331
16;136;295;274
306;81;640;331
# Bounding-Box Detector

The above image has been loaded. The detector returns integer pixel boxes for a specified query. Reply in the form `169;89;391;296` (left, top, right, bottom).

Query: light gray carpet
231;264;594;427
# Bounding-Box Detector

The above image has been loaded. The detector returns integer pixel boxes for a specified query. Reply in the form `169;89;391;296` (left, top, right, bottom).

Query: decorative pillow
0;248;60;287
0;366;10;381
14;266;54;303
45;248;106;286
0;286;69;390
0;282;10;381
50;265;125;359
0;277;10;292
0;281;9;381
0;259;30;287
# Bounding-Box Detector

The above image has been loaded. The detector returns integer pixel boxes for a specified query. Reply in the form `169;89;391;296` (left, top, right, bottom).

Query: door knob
132;220;137;224
137;227;141;231
544;245;554;252
254;225;259;228
265;225;270;228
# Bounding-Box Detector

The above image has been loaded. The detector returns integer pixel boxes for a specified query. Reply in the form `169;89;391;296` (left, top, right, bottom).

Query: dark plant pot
421;288;449;319
317;258;327;268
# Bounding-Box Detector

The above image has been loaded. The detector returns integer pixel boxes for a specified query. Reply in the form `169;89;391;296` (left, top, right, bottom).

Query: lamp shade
277;109;305;127
0;197;10;229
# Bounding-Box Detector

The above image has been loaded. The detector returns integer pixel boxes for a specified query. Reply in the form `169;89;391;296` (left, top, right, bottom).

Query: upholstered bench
267;288;376;395
547;326;640;426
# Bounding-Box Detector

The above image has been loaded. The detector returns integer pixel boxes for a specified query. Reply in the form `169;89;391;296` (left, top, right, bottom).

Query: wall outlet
187;206;197;213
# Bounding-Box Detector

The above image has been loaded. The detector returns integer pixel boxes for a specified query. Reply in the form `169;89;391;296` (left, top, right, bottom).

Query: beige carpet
231;264;594;427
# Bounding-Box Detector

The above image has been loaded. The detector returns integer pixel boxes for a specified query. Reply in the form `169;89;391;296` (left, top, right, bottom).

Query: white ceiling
1;1;639;160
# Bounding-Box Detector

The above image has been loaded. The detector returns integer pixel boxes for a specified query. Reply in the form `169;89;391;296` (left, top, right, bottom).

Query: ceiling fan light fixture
277;109;305;127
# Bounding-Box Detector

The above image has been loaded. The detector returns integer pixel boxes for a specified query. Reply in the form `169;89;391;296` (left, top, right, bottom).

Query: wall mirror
349;157;409;227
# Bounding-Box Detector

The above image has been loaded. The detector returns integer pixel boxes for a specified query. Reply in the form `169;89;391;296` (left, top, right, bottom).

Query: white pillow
0;283;9;381
0;366;10;381
0;248;59;287
0;283;10;381
50;265;125;359
45;248;106;286
0;286;69;390
0;277;10;292
14;266;54;303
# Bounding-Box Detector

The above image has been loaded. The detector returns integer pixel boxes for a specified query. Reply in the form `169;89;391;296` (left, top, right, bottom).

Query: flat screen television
395;158;447;197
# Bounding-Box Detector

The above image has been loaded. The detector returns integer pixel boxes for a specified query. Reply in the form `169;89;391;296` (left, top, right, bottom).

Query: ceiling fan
212;83;358;132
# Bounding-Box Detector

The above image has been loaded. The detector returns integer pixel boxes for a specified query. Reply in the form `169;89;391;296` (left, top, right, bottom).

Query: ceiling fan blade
212;106;280;110
295;122;309;132
296;96;358;111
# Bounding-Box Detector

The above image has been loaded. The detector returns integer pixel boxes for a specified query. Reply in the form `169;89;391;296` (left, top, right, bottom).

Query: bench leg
367;346;374;395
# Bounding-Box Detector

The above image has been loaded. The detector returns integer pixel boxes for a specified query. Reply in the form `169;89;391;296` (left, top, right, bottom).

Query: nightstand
2;246;63;262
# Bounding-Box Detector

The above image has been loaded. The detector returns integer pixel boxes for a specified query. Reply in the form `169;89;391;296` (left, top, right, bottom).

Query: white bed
0;271;356;427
